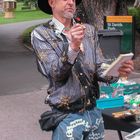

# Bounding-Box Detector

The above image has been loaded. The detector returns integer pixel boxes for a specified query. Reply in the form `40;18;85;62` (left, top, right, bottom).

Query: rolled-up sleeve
67;46;79;64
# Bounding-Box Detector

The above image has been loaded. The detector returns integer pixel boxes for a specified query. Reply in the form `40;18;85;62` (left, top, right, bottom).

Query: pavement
0;19;49;96
0;86;52;140
0;19;140;140
0;85;130;140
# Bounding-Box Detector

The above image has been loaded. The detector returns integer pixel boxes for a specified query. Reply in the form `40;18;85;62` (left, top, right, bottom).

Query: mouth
66;8;74;13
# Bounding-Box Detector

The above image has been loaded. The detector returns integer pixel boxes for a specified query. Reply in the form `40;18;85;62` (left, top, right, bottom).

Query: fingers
71;23;86;31
118;60;134;77
70;24;86;40
71;31;84;38
121;60;134;70
71;24;86;34
68;24;86;51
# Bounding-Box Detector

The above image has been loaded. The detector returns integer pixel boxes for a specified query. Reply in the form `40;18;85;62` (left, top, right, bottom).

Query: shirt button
85;86;88;89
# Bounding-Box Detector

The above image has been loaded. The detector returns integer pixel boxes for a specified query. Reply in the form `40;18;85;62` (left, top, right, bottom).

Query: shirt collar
52;17;76;33
52;17;65;33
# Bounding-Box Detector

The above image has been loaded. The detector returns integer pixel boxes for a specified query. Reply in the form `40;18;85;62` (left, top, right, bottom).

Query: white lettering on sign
108;23;123;27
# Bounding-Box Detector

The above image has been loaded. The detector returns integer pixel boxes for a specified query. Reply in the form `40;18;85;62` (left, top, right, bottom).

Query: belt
54;97;96;113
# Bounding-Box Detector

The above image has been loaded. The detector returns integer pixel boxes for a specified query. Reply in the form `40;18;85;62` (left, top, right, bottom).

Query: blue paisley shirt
31;18;105;108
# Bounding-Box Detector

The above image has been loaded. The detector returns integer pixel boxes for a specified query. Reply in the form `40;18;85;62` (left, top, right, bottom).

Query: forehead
53;0;76;3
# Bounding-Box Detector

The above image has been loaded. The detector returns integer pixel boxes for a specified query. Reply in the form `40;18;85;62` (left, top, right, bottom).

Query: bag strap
60;34;97;110
39;26;95;95
35;24;97;110
35;24;96;94
60;33;92;88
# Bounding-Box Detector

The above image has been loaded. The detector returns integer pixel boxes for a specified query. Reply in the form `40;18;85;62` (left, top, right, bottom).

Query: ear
48;0;55;8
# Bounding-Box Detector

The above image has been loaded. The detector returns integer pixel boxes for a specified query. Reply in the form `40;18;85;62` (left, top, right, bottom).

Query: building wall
0;0;3;13
0;0;3;9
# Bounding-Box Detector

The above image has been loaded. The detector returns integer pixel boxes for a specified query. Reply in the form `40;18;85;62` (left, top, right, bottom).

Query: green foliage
0;10;50;24
21;23;43;47
22;0;37;8
16;2;24;11
16;0;23;2
128;7;140;31
22;25;37;46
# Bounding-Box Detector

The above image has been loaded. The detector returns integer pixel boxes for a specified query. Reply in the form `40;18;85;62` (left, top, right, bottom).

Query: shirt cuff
67;45;79;64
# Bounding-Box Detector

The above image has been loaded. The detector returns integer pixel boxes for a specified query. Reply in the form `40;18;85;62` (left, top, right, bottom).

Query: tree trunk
76;0;140;70
76;0;128;30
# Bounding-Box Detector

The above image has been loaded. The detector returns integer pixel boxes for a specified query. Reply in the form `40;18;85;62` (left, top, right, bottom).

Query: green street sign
104;16;135;56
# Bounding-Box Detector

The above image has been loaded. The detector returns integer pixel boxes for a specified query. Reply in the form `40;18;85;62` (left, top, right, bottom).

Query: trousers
52;107;104;140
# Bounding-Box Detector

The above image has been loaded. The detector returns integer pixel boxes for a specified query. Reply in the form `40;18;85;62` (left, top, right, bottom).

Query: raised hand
67;23;86;52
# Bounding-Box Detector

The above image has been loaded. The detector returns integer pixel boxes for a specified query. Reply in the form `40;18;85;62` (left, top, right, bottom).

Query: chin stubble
63;12;74;19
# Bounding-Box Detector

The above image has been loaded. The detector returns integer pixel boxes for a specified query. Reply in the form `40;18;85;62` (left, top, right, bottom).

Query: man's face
49;0;76;19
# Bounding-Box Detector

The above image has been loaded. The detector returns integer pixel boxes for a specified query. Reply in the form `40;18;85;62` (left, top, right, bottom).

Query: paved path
0;85;129;140
0;19;53;140
0;86;52;140
0;19;139;140
0;19;49;96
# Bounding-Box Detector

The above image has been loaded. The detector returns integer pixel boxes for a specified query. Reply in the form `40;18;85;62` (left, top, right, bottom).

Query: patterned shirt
31;18;105;108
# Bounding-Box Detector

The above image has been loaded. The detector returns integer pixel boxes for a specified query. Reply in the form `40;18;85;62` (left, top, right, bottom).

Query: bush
21;6;31;10
128;7;140;32
22;26;36;46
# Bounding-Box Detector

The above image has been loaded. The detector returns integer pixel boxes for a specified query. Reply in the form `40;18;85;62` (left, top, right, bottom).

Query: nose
68;0;74;4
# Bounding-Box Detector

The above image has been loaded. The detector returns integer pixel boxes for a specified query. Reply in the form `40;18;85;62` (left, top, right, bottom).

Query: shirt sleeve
31;29;73;82
67;46;79;64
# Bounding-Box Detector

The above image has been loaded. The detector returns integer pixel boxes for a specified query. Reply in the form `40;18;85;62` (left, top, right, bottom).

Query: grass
0;2;51;48
128;7;140;31
0;10;50;24
21;25;38;46
0;2;51;24
3;3;139;48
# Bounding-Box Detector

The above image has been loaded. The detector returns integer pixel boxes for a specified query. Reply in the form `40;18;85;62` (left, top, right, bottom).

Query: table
102;107;140;140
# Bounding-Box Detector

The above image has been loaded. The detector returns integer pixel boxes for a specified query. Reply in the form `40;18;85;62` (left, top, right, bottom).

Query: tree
76;0;139;30
22;0;38;9
76;0;140;65
134;0;140;7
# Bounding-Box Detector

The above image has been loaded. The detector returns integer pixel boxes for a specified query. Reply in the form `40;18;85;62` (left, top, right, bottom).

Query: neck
53;15;72;29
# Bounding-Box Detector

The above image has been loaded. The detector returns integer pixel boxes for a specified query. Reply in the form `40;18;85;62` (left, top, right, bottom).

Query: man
31;0;134;139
